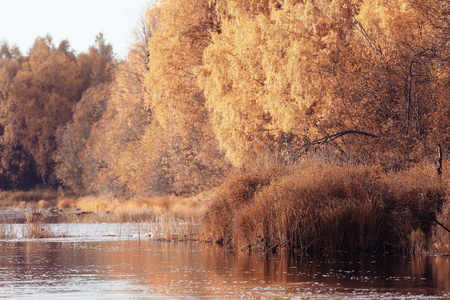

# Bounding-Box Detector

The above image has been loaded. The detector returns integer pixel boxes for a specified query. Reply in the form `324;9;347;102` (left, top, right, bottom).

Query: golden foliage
142;0;230;195
198;0;362;165
0;35;115;189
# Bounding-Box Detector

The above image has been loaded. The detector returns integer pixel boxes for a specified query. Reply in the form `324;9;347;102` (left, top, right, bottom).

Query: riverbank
0;190;208;240
1;159;449;255
0;190;210;224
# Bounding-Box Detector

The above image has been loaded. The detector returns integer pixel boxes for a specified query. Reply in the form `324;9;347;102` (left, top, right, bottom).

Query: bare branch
293;130;379;161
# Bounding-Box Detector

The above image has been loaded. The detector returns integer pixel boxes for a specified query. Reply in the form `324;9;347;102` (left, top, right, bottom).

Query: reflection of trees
0;241;448;296
411;256;450;292
89;242;450;295
0;241;105;286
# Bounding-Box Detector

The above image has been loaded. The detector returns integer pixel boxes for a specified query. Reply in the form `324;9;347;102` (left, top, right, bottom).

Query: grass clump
201;158;447;254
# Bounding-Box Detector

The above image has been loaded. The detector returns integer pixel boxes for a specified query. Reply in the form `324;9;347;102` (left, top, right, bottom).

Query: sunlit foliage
55;34;115;193
143;0;230;195
1;0;450;199
199;0;450;167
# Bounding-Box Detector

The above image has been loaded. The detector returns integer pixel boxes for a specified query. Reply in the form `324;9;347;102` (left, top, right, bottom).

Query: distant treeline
1;0;450;197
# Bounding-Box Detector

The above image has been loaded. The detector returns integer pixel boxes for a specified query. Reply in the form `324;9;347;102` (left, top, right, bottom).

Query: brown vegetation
429;199;450;254
201;158;448;254
0;189;210;224
0;190;58;208
23;215;57;239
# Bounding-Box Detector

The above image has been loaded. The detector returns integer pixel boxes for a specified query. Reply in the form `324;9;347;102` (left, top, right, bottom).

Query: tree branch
293;130;379;161
431;216;450;233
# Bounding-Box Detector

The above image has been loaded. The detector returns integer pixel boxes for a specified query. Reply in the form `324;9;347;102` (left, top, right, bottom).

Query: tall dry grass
200;159;288;247
60;192;211;223
0;188;210;224
201;158;447;254
23;214;55;238
0;190;58;209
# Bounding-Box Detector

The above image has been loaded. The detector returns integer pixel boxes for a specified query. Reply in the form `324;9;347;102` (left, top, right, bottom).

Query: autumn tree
80;34;152;197
318;0;450;167
144;0;230;195
0;34;116;190
0;42;39;189
198;0;361;165
56;13;158;197
3;0;448;195
77;33;114;89
431;0;450;153
196;0;450;167
0;37;84;187
54;84;111;194
55;35;115;194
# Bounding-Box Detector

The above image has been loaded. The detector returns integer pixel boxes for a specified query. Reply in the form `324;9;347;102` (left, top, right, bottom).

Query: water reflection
0;239;449;299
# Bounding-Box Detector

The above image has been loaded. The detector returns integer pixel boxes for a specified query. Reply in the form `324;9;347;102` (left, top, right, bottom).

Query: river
0;223;449;299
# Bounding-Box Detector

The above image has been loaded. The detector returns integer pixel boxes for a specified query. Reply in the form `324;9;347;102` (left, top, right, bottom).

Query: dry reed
0;189;210;224
23;214;57;238
429;197;450;254
201;158;448;254
72;193;209;223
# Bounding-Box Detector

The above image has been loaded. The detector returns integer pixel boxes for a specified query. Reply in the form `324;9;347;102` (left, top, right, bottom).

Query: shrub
201;158;447;254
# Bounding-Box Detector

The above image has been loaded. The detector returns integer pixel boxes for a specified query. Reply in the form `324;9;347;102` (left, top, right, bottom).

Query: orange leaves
0;35;117;189
199;14;269;165
7;37;83;181
211;0;272;18
138;0;230;195
197;0;450;167
2;0;450;194
198;0;363;165
145;0;215;129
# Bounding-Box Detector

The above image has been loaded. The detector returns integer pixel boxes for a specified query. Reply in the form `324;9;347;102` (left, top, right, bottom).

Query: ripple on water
0;224;449;299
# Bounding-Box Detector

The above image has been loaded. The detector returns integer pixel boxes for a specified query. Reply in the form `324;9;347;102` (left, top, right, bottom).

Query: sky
0;0;152;59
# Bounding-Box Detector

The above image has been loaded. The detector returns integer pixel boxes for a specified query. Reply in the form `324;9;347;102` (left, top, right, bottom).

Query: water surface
0;223;449;299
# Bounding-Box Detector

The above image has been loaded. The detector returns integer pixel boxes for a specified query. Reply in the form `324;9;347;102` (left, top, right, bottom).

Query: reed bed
23;215;56;238
429;198;450;254
143;216;201;241
68;193;210;223
0;189;211;224
0;215;63;239
201;159;448;254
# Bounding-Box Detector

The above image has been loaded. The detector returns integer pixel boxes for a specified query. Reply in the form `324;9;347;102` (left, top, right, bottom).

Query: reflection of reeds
201;158;447;254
